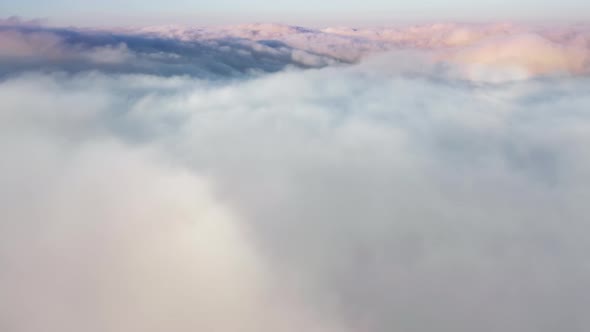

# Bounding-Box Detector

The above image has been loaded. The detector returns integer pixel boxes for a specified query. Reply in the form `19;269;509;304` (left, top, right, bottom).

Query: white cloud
2;19;590;332
0;111;343;332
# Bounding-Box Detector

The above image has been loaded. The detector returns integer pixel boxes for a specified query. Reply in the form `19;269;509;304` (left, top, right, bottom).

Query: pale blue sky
2;0;588;26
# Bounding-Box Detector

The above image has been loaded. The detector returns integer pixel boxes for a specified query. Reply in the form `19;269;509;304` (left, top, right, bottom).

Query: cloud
0;23;343;78
1;19;590;80
2;19;590;332
440;33;590;80
0;96;343;332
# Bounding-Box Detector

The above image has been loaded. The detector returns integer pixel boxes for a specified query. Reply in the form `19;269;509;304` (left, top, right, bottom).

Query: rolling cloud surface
2;17;590;332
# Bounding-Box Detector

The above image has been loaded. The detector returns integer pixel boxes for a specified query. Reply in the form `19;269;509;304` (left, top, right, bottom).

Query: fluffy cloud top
2;17;590;332
0;23;342;78
2;20;590;79
133;21;590;78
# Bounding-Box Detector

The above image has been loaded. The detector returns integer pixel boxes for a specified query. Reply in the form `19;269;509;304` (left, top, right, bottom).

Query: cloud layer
2;18;590;332
2;20;590;79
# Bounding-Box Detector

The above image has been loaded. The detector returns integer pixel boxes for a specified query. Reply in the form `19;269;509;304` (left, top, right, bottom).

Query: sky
2;0;590;26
